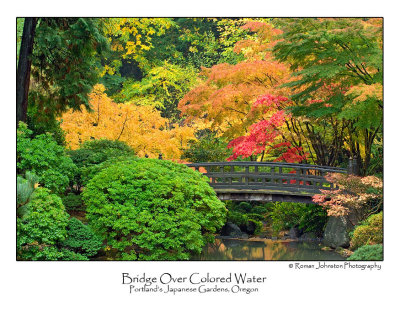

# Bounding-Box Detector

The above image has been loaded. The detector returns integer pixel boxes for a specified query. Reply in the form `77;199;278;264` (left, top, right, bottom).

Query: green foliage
227;211;248;226
224;201;267;235
251;205;269;215
237;202;253;213
182;130;231;163
17;188;70;260
82;158;227;260
273;19;382;101
247;213;265;222
247;219;263;235
61;218;103;258
350;212;383;251
101;18;253;109
26;111;66;146
61;193;83;211
269;202;328;236
141;18;248;70
116;61;198;121
68;139;135;189
29;18;109;121
17;18;25;61
225;201;254;214
347;244;383;261
17;122;77;194
59;249;90;261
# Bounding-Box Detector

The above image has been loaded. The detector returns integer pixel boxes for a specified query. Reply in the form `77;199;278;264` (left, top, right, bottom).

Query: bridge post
347;157;359;175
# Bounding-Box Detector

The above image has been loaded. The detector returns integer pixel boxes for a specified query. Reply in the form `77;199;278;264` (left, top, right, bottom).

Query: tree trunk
16;18;37;126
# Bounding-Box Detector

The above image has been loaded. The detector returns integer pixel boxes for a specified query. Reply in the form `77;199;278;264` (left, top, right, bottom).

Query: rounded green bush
348;244;383;261
247;213;265;222
227;210;248;226
82;158;227;260
350;212;383;250
17;188;70;260
61;218;103;258
68;139;135;189
17;122;77;194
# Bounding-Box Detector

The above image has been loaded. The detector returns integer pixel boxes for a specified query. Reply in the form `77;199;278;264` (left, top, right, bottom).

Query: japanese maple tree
227;94;307;163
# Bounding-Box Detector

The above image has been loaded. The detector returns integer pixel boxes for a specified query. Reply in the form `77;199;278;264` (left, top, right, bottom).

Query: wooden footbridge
187;161;349;203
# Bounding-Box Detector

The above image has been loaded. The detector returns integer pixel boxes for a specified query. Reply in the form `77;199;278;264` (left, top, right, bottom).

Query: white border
2;1;399;310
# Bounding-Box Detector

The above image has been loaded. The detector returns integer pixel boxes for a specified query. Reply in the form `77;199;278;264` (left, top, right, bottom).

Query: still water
193;238;345;261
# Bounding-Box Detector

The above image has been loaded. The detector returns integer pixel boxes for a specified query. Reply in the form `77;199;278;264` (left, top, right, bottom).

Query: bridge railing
186;161;347;194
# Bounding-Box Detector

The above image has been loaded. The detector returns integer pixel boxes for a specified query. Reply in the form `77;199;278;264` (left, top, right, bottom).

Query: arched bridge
186;161;348;203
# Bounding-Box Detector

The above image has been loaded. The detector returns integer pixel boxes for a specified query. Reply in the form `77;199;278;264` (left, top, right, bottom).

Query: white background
1;1;398;310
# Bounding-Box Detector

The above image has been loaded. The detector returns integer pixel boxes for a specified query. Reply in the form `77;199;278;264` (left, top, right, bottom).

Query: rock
335;247;353;258
220;222;243;238
299;232;317;241
289;225;303;239
240;233;249;239
245;221;257;235
323;216;354;248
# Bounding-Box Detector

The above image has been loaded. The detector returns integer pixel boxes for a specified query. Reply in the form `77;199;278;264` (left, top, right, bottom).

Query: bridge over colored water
186;161;348;203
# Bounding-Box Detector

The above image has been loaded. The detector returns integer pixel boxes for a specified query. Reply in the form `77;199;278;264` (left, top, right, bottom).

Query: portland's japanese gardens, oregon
16;18;383;261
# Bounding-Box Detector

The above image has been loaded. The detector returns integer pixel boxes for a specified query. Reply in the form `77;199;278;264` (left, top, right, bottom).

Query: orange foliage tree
60;84;196;160
178;21;292;141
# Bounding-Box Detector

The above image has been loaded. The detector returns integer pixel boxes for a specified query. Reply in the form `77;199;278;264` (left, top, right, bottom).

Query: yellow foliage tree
60;84;196;160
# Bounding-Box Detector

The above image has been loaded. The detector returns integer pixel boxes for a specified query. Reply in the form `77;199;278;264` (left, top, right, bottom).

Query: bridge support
216;192;315;204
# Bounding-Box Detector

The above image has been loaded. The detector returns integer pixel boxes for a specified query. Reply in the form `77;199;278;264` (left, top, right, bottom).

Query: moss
350;212;383;250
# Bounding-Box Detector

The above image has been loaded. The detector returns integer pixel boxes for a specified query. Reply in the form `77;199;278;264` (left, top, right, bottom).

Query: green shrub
61;218;103;258
247;213;265;222
182;129;231;162
26;247;88;261
17;122;77;194
82;158;227;260
247;218;263;235
26;109;66;146
225;201;268;216
227;211;248;226
224;201;267;235
269;202;301;234
350;212;383;250
59;249;90;261
251;205;269;215
269;202;327;236
68;139;135;189
348;244;383;261
17;188;69;260
62;193;83;211
237;202;252;213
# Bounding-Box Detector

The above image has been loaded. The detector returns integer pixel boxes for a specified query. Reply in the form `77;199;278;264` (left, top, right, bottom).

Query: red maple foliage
227;94;308;163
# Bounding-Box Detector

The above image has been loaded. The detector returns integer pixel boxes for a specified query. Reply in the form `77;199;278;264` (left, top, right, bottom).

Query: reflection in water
193;238;345;261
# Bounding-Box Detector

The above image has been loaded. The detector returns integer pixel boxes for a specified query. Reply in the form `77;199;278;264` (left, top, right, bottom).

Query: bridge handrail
186;161;347;173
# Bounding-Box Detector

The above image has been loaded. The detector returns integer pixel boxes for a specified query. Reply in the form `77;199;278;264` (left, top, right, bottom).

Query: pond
192;238;345;261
